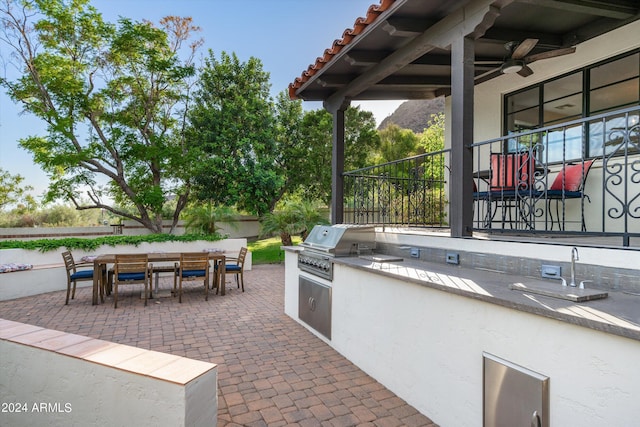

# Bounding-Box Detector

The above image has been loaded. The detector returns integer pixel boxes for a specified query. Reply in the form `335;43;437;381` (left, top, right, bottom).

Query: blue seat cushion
178;269;206;278
545;190;583;199
117;272;146;281
70;270;94;280
214;264;240;271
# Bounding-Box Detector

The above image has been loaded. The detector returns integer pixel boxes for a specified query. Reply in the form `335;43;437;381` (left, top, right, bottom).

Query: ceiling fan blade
511;38;539;59
474;60;503;65
526;47;576;63
474;68;503;85
517;65;534;77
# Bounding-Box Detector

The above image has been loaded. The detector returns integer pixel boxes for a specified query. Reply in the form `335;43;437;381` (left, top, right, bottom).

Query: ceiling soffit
289;0;640;106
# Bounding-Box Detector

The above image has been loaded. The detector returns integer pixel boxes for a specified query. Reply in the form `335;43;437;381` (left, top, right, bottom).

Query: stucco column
450;36;474;237
326;99;350;224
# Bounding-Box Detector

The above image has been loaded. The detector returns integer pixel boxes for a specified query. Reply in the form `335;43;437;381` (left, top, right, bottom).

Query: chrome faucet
569;247;579;287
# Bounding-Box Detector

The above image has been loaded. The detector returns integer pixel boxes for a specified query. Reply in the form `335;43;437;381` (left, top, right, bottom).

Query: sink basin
359;254;403;263
509;282;608;302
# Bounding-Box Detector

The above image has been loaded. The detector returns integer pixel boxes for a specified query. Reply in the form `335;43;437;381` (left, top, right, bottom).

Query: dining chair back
174;252;210;303
113;254;152;308
217;247;247;293
490;152;536;191
62;251;94;305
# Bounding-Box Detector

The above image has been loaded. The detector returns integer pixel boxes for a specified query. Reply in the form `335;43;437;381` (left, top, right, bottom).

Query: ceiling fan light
501;59;525;74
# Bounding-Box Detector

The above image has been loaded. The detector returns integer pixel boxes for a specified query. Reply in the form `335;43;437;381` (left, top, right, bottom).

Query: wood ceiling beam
378;75;451;86
344;51;390;66
481;27;565;48
516;0;637;20
382;17;436;37
323;0;511;111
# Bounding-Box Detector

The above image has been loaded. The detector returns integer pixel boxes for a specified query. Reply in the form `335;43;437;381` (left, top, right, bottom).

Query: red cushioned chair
546;160;595;231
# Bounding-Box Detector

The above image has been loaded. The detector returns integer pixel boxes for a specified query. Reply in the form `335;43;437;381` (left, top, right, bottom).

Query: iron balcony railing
344;149;450;228
343;105;640;245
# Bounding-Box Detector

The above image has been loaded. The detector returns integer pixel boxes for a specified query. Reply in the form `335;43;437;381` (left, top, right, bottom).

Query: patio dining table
91;252;226;305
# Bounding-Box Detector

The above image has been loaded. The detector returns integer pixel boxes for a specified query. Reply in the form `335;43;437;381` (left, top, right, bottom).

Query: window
504;49;639;163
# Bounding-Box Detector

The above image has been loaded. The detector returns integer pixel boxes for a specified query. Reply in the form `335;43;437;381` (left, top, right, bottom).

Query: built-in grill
297;225;376;340
298;224;376;280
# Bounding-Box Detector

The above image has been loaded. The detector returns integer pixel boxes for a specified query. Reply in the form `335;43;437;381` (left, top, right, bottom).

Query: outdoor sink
509;281;608;302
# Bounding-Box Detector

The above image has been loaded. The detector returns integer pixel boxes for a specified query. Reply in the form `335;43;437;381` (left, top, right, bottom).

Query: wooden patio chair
173;252;210;303
112;254;152;308
61;251;95;305
215;247;247;293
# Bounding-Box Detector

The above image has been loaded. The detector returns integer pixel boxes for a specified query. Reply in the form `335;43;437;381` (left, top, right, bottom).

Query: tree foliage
259;199;328;246
188;51;280;216
183;202;237;235
0;0;203;233
0;167;34;210
296;106;380;204
374;123;420;164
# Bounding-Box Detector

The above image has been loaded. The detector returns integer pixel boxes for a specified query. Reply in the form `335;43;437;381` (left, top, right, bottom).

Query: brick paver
0;264;437;426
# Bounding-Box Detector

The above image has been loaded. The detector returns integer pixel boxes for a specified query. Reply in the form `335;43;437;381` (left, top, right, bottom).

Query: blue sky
0;0;403;198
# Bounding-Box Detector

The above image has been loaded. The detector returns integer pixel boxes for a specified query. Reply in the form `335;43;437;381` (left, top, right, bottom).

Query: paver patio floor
0;264;437;427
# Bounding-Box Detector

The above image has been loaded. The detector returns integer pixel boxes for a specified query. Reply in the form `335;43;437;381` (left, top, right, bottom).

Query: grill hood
300;224;376;257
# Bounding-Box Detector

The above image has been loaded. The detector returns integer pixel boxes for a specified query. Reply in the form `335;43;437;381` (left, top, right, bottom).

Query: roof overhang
289;0;640;110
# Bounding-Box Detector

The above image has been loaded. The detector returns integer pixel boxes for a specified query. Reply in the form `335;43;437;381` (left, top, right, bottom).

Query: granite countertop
331;255;640;342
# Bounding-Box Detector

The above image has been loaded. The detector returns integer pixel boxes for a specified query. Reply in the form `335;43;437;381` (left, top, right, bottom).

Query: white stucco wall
0;322;217;427
469;19;640;144
330;263;639;427
284;250;640;427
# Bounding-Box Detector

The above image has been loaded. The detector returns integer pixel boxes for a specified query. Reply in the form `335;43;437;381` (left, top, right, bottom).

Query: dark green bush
0;233;224;253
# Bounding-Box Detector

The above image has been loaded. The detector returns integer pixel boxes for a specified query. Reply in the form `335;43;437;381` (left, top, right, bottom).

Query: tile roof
288;0;396;100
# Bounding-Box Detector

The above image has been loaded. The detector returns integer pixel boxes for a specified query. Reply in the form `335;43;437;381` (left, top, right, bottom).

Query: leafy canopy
0;0;203;233
188;51;280;216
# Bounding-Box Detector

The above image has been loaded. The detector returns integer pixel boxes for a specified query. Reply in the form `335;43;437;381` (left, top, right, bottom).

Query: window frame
503;48;639;164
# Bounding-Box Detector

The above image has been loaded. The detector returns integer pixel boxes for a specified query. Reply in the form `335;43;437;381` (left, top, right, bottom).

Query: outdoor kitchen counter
330;255;640;342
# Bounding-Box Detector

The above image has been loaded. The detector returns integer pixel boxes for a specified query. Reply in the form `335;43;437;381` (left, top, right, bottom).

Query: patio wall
0;215;261;241
0;319;217;427
0;239;249;301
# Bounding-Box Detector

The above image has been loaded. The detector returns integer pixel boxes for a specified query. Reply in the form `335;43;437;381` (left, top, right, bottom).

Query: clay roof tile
289;0;396;99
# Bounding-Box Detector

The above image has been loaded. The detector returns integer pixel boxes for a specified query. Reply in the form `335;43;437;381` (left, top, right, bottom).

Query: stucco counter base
283;248;640;427
334;256;640;342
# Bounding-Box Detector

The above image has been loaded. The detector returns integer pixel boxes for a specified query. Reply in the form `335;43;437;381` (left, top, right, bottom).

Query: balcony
343;106;640;247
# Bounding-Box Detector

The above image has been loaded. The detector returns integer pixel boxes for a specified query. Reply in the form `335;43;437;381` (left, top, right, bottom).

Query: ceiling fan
477;38;576;78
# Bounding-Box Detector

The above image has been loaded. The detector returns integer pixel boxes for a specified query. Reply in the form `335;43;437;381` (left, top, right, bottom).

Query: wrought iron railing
343;149;449;227
343;105;640;245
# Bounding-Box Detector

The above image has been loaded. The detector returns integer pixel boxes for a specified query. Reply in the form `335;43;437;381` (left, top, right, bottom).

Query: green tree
418;112;445;153
297;106;380;204
0;0;203;233
374;124;420;164
272;90;305;203
259;199;326;246
188;51;280;216
183;202;236;235
0;168;34;210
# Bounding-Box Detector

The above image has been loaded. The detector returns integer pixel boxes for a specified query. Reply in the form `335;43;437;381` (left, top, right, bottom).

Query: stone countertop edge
282;245;639;342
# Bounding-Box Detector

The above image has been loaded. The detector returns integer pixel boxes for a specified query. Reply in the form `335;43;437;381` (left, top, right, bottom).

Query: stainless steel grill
298;225;376;280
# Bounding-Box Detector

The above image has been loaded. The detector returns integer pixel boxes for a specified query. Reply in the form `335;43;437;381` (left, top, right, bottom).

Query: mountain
378;97;445;133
